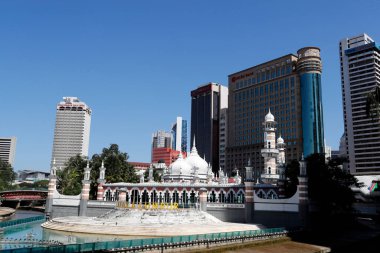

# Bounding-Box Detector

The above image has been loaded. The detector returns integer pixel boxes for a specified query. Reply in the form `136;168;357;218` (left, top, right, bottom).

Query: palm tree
366;86;380;119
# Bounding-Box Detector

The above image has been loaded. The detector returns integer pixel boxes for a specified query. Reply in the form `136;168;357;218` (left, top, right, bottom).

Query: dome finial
191;135;198;154
265;108;275;122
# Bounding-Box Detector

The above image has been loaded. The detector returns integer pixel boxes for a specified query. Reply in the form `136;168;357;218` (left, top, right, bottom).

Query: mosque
45;110;309;228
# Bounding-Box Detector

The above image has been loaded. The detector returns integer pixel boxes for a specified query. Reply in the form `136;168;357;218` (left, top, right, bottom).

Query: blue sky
1;0;379;171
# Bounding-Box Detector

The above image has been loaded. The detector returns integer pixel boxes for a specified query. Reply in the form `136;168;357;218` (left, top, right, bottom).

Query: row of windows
234;66;293;90
234;78;295;101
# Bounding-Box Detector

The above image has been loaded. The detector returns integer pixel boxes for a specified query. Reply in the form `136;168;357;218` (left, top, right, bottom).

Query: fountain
42;206;259;236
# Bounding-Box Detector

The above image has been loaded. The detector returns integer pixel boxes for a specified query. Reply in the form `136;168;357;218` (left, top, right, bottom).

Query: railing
0;216;45;228
0;227;286;253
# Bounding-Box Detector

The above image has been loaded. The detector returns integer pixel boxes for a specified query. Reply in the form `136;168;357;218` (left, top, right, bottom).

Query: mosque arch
219;191;227;203
164;190;170;203
256;189;266;199
190;190;196;205
113;189;119;201
105;189;112;201
267;189;278;199
151;190;158;203
131;189;140;204
237;189;245;203
141;190;149;204
209;191;216;202
172;190;179;204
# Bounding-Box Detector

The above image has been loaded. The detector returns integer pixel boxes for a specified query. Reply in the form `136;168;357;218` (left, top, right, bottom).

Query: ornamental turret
261;109;280;184
97;160;107;201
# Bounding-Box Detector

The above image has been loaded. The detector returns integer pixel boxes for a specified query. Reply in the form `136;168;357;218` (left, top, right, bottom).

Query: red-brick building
151;148;187;166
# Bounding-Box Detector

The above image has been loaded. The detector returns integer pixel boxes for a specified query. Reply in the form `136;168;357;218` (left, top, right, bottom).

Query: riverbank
0;207;15;221
181;238;329;253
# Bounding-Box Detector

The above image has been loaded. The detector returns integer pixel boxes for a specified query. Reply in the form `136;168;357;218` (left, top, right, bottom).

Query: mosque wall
207;208;245;223
252;211;302;228
87;201;115;217
51;205;79;218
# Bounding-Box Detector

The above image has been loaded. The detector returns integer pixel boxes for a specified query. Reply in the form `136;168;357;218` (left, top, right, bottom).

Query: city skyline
1;1;379;171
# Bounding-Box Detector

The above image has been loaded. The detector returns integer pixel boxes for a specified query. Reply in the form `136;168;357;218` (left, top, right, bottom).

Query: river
1;210;145;250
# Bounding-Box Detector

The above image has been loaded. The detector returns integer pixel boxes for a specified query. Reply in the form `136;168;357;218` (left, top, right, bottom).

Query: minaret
79;161;91;216
277;135;286;198
45;158;57;219
261;109;280;184
245;158;253;181
97;161;106;201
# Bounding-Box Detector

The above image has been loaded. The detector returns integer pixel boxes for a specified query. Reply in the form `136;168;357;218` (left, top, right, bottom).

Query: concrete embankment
0;207;16;220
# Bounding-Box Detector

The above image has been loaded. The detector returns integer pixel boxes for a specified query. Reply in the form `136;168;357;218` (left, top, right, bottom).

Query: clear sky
1;0;379;172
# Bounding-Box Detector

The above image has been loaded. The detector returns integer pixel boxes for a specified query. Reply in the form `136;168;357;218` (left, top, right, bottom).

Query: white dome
185;145;208;175
265;109;275;122
277;136;284;144
169;153;192;175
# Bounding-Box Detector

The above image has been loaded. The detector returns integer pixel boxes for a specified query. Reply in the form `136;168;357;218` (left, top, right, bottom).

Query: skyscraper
51;97;92;169
152;130;172;149
171;117;188;152
191;82;228;172
339;34;380;175
219;108;228;170
0;137;17;166
226;47;324;174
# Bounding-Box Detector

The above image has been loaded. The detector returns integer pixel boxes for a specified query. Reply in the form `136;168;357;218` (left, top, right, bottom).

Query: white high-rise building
51;97;92;169
171;117;187;152
0;137;17;166
339;34;380;175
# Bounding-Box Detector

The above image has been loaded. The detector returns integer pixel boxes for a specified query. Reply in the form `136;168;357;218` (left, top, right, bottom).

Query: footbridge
0;190;47;209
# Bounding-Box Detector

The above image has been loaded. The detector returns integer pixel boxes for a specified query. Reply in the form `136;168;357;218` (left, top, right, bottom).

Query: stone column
96;183;104;201
298;155;309;227
119;190;127;202
97;161;106;201
199;188;207;212
245;181;255;223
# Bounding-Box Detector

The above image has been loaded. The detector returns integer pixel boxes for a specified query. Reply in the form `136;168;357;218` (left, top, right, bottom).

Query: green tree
144;167;161;182
32;180;49;189
0;158;16;191
56;144;139;198
89;144;139;198
284;160;300;197
56;155;87;195
306;153;362;216
366;86;380;119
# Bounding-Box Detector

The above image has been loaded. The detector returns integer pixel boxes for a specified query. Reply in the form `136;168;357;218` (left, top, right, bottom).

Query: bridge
0;190;47;209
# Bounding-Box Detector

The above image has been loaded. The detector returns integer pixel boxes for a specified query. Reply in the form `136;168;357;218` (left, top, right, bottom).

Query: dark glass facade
191;87;213;164
191;83;227;172
181;120;187;152
300;73;324;156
